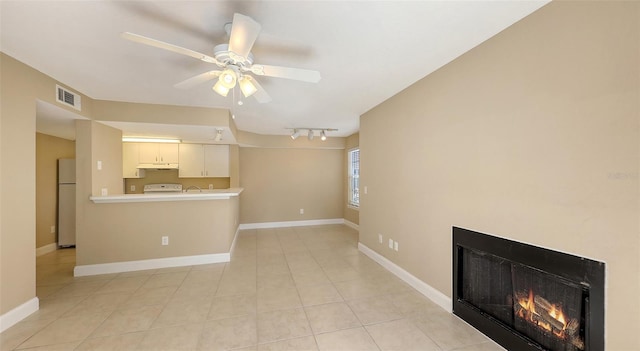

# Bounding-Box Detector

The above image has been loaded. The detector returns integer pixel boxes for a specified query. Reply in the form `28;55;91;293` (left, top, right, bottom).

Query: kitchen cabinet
139;143;179;164
122;143;145;178
179;144;229;178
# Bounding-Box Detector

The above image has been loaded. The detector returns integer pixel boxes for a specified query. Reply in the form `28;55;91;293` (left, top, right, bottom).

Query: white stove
143;183;183;193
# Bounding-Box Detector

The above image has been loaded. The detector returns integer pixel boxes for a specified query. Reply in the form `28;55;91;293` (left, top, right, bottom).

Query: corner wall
0;53;93;322
359;2;639;349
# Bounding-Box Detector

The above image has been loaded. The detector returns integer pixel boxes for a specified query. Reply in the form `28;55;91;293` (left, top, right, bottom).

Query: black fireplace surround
452;227;605;351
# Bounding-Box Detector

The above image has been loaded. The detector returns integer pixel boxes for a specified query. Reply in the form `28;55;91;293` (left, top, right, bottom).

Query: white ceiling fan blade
250;78;272;103
251;64;321;83
121;32;221;65
174;70;222;89
228;13;261;60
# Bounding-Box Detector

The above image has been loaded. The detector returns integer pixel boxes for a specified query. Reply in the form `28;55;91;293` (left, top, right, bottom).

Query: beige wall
92;100;229;126
359;2;639;349
344;133;359;225
35;133;75;248
1;53;92;316
239;147;344;224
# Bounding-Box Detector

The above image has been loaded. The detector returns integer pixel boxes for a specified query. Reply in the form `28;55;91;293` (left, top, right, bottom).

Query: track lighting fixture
287;128;337;142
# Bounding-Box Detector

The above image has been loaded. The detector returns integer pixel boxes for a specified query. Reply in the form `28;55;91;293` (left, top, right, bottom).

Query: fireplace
452;227;605;351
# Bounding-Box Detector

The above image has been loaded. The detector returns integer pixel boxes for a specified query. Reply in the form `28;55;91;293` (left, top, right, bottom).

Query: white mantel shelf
90;188;243;204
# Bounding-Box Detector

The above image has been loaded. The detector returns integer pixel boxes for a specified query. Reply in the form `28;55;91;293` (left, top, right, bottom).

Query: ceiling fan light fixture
212;80;230;97
239;76;258;97
218;68;237;89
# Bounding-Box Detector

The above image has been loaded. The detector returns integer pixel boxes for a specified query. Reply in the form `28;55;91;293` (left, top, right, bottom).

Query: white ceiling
1;1;548;139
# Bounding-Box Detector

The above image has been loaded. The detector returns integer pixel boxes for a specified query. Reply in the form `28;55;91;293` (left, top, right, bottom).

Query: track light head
308;129;314;141
320;130;327;141
291;129;300;140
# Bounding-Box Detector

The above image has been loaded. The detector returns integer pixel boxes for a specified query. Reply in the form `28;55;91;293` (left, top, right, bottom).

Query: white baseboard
343;220;359;231
36;243;57;257
74;253;230;277
0;297;39;333
358;242;452;312
238;218;344;230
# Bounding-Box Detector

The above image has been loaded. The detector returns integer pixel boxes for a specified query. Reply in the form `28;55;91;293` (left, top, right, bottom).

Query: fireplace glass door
459;247;587;351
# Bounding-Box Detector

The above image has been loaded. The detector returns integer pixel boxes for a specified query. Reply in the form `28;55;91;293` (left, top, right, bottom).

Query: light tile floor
1;225;504;350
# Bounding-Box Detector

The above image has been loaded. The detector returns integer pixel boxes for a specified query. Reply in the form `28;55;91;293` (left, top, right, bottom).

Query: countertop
90;188;244;203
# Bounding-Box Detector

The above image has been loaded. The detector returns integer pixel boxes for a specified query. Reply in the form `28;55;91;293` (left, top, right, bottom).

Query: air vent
55;85;81;111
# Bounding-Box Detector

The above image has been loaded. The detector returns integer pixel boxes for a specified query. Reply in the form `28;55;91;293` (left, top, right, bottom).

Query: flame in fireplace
515;289;584;349
517;289;566;333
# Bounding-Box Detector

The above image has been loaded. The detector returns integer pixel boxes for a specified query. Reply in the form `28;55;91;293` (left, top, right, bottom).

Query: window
348;148;360;208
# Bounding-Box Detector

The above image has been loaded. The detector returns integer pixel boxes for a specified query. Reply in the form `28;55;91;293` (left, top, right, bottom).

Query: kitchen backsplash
124;169;231;194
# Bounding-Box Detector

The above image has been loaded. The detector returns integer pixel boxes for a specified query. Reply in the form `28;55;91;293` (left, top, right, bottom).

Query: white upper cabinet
122;143;145;178
178;143;205;177
204;144;229;177
139;143;179;164
178;144;229;178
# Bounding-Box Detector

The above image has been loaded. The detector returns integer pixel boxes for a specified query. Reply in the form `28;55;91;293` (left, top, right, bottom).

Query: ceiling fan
122;13;321;103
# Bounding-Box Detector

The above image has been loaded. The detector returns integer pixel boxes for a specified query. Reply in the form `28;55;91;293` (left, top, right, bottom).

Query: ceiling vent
55;85;81;111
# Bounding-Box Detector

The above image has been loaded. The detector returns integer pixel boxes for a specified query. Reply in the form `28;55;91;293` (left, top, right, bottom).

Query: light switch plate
378;234;383;244
97;160;102;170
388;239;393;249
130;185;136;192
394;241;399;251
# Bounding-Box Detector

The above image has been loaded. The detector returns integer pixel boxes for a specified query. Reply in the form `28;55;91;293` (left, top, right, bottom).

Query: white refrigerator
58;158;76;247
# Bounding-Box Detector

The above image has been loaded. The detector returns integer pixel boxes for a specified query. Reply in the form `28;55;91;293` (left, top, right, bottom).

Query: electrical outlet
209;184;214;190
300;208;304;215
161;236;169;246
394;241;399;251
97;160;102;170
130;185;136;192
378;234;383;244
388;239;393;249
50;225;56;234
101;188;108;196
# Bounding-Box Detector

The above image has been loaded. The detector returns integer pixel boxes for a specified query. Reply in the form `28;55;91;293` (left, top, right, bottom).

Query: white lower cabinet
179;144;229;178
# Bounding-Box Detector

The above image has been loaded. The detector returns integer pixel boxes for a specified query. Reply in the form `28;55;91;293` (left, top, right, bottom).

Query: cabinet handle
135;171;138;177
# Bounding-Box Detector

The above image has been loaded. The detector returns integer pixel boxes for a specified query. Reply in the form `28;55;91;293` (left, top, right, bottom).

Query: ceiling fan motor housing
213;44;254;67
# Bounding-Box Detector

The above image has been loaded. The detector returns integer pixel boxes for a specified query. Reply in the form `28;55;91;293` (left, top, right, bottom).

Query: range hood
136;163;179;170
